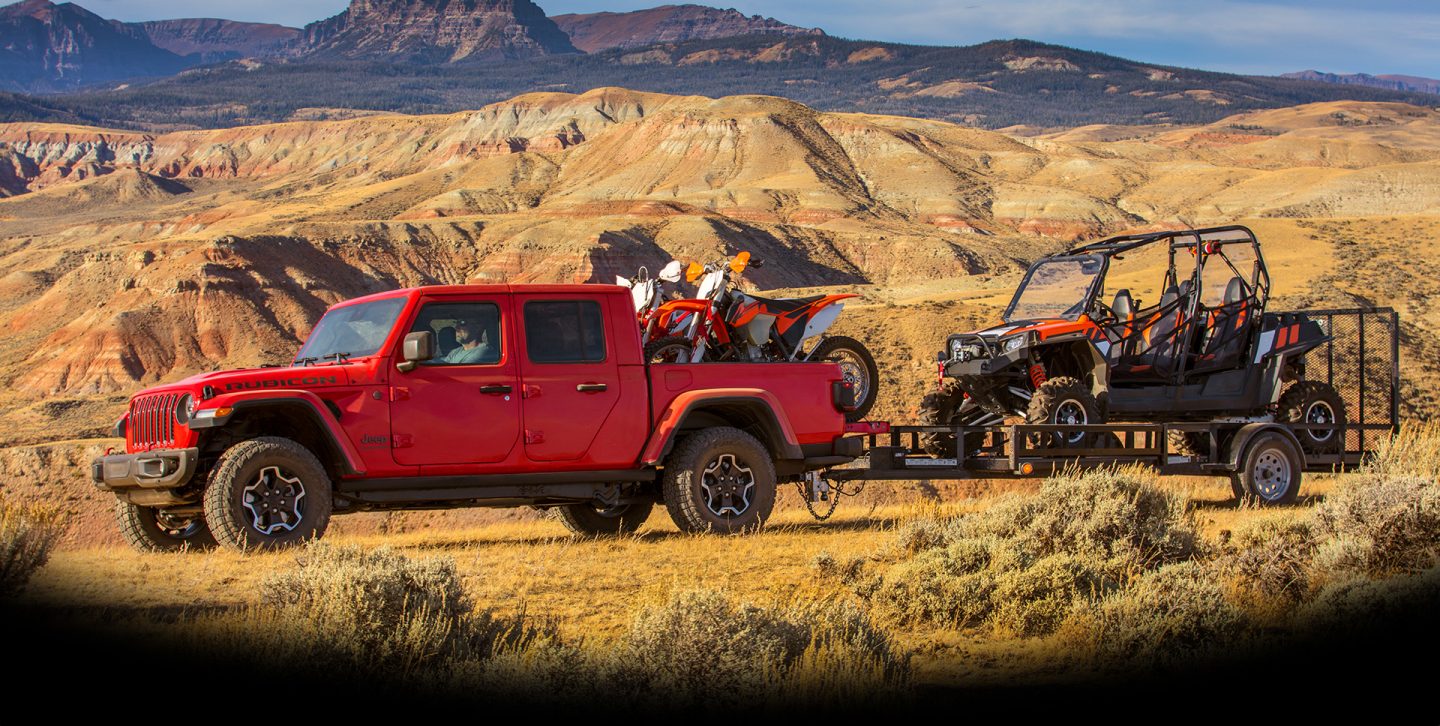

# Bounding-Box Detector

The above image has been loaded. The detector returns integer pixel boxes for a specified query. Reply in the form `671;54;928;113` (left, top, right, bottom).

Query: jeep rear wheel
115;499;217;553
662;427;777;534
203;437;333;551
556;499;655;537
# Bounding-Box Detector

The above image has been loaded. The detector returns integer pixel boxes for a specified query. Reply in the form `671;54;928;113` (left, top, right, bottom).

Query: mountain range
1;0;1437;131
1283;70;1440;97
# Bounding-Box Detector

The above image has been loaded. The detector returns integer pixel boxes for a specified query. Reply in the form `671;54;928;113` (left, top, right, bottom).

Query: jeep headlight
1001;334;1027;354
174;394;194;425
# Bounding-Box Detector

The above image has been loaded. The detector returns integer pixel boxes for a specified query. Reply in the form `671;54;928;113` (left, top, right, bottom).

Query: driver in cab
441;315;497;365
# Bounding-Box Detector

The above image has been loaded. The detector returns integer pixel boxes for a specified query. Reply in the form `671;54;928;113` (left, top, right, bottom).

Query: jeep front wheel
115;499;218;553
556;499;655;537
662;427;777;534
203;437;333;551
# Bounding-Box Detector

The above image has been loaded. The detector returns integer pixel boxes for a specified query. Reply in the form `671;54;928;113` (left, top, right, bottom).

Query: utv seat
1191;276;1254;373
1110;282;1191;382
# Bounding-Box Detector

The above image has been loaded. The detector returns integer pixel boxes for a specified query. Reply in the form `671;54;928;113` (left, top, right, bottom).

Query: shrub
1311;475;1440;577
1222;519;1317;604
1296;567;1440;632
1067;561;1247;665
867;468;1203;636
0;496;64;598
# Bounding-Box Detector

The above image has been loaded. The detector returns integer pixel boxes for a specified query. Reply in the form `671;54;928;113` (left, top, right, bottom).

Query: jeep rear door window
295;297;407;363
411;302;503;366
524;300;606;363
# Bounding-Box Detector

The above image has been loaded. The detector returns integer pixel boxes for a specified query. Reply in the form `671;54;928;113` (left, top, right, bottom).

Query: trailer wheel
1236;432;1304;506
556;499;655;537
1026;377;1102;449
918;381;990;457
115;499;217;553
203;437;333;551
1278;382;1347;455
662;427;776;534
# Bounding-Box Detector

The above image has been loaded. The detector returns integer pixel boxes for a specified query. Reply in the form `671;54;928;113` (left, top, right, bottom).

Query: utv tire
662;427;776;534
115;499;217;553
918;381;990;458
1277;382;1347;455
811;336;880;422
1235;431;1303;506
1026;377;1103;449
204;437;333;551
645;335;696;364
556;499;655;537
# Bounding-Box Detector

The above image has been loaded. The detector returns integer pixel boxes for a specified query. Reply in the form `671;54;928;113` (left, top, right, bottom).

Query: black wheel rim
154;510;202;540
1305;400;1337;443
242;465;307;535
700;453;755;517
1054;399;1088;445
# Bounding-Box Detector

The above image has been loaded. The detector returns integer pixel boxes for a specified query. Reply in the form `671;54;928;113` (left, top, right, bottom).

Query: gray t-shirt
441;342;496;365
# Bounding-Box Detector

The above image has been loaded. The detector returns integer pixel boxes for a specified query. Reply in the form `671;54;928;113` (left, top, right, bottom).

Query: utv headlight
1001;334;1027;354
950;339;966;360
174;394;194;425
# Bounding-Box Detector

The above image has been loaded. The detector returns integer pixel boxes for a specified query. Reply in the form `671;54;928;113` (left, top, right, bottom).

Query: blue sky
80;0;1440;77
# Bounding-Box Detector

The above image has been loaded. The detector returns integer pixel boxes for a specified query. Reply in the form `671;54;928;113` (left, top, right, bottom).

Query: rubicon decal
225;376;339;391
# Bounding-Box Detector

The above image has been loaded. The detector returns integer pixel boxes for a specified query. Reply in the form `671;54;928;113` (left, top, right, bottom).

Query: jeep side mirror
397;331;435;372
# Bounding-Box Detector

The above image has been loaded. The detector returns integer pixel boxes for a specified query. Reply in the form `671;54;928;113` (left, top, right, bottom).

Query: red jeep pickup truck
92;284;861;551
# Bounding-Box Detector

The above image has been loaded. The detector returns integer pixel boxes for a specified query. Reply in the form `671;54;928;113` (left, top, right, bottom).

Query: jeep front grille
130;393;179;450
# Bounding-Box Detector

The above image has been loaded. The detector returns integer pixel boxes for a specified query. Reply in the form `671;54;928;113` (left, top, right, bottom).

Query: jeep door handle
480;385;513;395
576;383;608;393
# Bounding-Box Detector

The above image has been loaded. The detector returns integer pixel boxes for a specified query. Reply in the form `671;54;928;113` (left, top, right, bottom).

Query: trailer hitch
798;470;866;521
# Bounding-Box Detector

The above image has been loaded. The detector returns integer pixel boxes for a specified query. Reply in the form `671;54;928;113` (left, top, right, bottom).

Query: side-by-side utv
922;225;1346;462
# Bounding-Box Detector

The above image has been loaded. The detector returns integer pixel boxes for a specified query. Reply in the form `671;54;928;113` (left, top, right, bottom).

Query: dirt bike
644;252;879;421
616;260;685;344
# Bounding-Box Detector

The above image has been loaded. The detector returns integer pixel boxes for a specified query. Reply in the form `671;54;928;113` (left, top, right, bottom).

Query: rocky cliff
0;0;190;91
553;4;823;52
302;0;578;62
131;18;302;62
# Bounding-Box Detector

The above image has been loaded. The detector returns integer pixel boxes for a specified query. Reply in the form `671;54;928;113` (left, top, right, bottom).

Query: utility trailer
810;308;1400;509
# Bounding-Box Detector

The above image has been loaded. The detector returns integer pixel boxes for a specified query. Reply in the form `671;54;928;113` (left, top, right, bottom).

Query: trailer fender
189;390;366;476
642;390;804;466
1224;422;1305;472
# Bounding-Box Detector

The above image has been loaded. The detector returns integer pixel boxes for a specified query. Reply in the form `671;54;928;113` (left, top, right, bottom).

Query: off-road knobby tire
1235;431;1304;506
1025;376;1103;449
645;335;696;364
555;499;655;537
810;336;880;422
1169;430;1213;458
1277;381;1347;455
203;436;333;551
918;381;988;458
662;427;776;534
114;498;217;553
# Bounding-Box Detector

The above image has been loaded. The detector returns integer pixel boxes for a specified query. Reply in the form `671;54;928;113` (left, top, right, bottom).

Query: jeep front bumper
92;448;198;492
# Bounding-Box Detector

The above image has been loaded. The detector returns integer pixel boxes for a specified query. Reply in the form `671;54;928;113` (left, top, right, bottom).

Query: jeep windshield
1004;254;1104;322
294;297;407;364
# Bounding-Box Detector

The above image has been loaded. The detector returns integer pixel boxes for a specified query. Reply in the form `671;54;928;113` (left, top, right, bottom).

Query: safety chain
795;472;867;521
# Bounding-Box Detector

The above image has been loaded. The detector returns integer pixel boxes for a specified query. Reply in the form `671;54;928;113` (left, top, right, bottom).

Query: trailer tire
918;381;989;458
204;437;333;551
556;499;654;537
662;427;776;534
1026;377;1103;449
1235;431;1303;506
1277;382;1347;455
115;499;217;553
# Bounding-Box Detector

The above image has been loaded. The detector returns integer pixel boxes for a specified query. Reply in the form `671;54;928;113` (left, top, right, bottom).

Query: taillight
832;380;858;413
